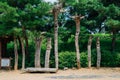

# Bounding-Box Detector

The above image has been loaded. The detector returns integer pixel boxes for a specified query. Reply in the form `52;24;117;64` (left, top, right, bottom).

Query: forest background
0;0;120;69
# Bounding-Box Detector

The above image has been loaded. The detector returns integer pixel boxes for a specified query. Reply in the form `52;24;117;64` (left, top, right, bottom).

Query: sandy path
0;68;120;80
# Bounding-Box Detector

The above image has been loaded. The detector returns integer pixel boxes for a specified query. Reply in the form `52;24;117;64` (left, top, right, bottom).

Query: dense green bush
59;51;88;69
58;50;120;69
101;51;120;67
59;51;76;69
80;52;88;67
91;49;120;67
91;49;97;66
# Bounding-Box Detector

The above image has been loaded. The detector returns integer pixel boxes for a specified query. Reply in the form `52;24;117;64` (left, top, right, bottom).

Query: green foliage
1;0;120;69
101;50;120;67
59;0;78;6
93;33;110;38
91;49;97;66
22;2;52;28
1;0;43;9
0;2;19;36
59;51;88;69
101;0;120;7
80;52;88;67
59;51;76;69
105;19;120;30
0;2;19;23
106;4;120;19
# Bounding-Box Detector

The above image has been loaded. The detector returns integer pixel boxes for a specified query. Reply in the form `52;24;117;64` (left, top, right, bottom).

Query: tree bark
22;26;29;61
96;37;101;69
53;9;59;69
0;41;1;69
71;14;84;69
75;16;81;69
34;37;43;68
2;40;7;57
52;4;62;69
111;30;116;52
88;35;92;68
45;37;52;68
25;37;29;58
20;38;25;70
14;37;18;70
18;37;22;52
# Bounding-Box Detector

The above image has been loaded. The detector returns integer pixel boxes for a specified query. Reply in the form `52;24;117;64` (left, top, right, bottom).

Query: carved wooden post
96;37;101;69
88;35;92;68
52;3;62;69
71;13;84;69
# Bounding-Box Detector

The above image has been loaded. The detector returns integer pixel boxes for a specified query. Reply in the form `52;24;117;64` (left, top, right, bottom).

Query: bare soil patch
0;68;120;80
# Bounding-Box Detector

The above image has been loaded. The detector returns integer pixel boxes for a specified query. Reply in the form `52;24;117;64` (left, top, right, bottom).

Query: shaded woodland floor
0;68;120;80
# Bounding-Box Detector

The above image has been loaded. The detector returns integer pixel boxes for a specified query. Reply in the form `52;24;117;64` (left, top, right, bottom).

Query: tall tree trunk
18;37;22;52
2;40;7;57
25;37;29;58
0;41;1;69
54;11;59;69
14;37;18;70
75;17;81;69
34;37;43;68
88;35;92;68
96;37;101;69
52;3;63;69
45;37;52;68
111;30;116;52
20;38;25;70
22;26;29;61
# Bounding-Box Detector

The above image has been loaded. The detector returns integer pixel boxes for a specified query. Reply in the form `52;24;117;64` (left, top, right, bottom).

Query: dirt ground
0;68;120;80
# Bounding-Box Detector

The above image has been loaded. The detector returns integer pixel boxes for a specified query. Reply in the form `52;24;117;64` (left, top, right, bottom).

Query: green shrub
101;51;120;67
116;53;120;66
101;50;113;67
59;51;76;69
80;52;88;67
59;51;88;69
91;49;97;66
91;49;120;67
